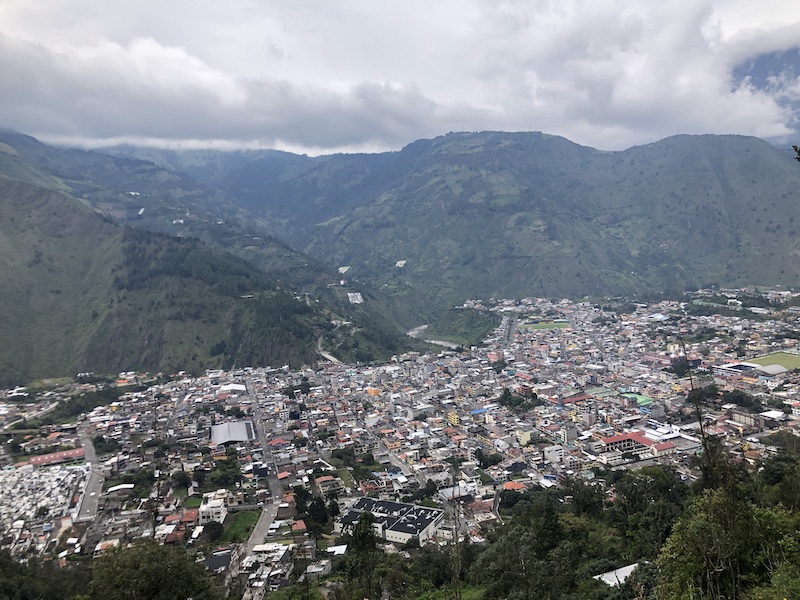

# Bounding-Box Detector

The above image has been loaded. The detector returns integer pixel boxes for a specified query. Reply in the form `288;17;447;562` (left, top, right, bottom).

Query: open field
337;469;355;488
183;496;202;508
519;320;570;330
221;509;261;543
749;352;800;370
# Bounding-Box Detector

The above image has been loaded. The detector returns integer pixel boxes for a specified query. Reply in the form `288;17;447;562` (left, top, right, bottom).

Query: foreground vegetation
314;432;800;600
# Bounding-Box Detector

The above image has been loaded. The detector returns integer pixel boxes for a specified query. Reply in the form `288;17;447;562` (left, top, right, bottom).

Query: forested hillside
138;131;800;307
0;180;327;384
0;133;426;383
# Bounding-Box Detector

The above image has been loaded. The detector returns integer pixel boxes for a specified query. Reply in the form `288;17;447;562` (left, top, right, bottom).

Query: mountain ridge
146;130;799;305
0;130;430;383
4;128;800;384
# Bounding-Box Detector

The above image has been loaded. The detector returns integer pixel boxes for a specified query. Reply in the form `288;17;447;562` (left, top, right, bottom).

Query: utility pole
448;447;463;600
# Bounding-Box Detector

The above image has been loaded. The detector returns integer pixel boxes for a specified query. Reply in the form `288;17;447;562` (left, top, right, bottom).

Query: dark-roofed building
205;548;232;574
334;497;443;545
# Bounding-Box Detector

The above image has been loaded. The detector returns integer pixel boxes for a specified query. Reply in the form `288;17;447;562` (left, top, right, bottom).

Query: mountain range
2;128;800;382
0;131;428;384
111;131;800;306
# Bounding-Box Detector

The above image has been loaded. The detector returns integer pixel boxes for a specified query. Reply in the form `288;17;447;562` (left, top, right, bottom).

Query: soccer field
519;321;570;330
749;352;800;370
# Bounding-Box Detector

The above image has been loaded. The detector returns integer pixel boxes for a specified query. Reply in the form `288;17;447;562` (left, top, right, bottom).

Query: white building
199;489;230;524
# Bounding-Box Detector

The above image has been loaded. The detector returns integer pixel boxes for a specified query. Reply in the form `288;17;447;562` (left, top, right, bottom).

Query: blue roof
471;408;487;415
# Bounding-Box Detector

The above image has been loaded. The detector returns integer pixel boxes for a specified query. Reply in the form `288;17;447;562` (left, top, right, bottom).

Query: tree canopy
87;540;223;600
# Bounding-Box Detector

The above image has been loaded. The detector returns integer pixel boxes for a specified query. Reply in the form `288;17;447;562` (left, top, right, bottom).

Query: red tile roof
503;481;527;491
601;431;653;446
292;519;306;532
27;448;85;466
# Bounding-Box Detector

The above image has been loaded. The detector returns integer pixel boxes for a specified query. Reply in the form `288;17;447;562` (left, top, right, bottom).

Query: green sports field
749;352;800;370
519;321;570;330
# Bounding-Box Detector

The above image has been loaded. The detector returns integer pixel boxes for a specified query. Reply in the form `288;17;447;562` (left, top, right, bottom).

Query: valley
2;289;800;599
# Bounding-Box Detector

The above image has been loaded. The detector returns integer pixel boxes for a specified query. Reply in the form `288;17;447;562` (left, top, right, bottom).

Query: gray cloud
1;0;799;153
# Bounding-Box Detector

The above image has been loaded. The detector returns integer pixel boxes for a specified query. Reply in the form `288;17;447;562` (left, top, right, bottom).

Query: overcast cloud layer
2;0;800;154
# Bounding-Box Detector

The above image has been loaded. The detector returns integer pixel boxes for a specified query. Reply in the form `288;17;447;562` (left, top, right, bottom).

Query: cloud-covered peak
2;0;799;153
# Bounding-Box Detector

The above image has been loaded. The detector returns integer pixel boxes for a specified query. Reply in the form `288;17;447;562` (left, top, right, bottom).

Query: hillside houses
3;287;800;599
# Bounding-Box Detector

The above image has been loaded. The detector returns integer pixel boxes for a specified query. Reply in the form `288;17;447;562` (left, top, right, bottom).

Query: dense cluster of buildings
1;288;799;596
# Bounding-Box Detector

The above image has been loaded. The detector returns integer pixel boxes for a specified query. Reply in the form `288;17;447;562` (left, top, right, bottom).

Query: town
1;288;799;598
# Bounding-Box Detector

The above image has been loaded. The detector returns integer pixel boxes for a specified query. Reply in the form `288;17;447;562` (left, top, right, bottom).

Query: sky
2;0;800;155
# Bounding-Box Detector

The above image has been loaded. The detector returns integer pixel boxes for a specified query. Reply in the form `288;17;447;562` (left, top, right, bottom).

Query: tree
193;466;207;486
657;487;793;600
171;469;191;489
92;435;121;454
344;511;380;599
474;448;503;469
0;550;88;599
470;525;578;599
293;486;311;515
722;388;760;412
490;359;506;373
626;499;682;560
668;356;689;377
686;384;718;404
204;520;224;542
560;476;604;518
87;540;223;600
308;497;329;527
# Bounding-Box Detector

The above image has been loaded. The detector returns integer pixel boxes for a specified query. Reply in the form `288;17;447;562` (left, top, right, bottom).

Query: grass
221;509;261;543
477;469;495;485
749;352;800;370
423;309;500;346
24;378;74;393
415;586;484;599
519;321;569;330
103;479;122;491
183;496;202;508
337;469;355;488
418;498;441;509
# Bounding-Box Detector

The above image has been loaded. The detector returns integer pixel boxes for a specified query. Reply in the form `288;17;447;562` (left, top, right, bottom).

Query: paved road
3;402;60;431
241;500;280;555
237;380;284;560
317;336;342;364
76;426;104;522
245;380;282;498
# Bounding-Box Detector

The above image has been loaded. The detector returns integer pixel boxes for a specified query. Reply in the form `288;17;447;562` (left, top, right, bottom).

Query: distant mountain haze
110;131;800;305
0;132;427;384
2;129;799;382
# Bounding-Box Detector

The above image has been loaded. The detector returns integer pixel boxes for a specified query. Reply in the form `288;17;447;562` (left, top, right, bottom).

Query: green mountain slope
13;130;799;340
173;131;800;305
0;131;426;367
0;179;342;385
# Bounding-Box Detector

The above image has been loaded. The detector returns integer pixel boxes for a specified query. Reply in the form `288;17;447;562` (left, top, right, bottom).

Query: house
315;475;345;496
334;497;444;545
304;559;332;581
199;489;234;524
